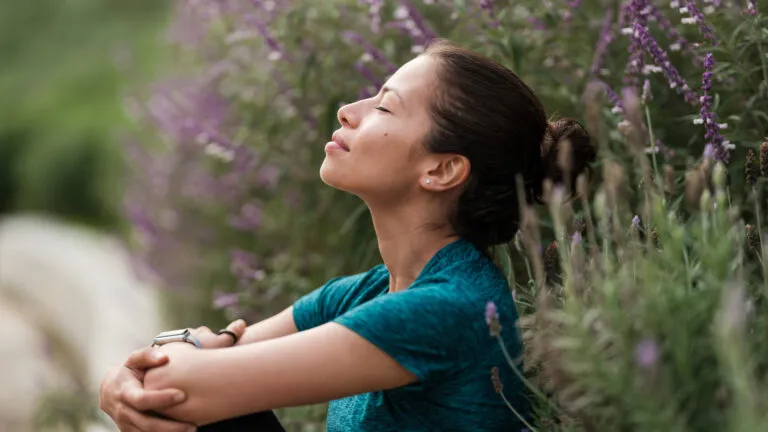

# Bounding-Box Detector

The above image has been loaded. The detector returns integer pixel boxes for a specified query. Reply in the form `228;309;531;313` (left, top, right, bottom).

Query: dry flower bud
544;241;559;282
490;367;503;393
664;165;675;197
684;168;705;209
745;224;760;252
745;149;759;186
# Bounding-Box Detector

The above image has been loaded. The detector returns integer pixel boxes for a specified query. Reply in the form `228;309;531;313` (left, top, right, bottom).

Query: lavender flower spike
745;0;758;15
478;0;497;26
683;1;717;46
634;23;697;104
623;0;647;89
700;53;730;162
342;31;398;74
589;10;614;76
485;301;498;325
635;338;659;369
647;3;700;65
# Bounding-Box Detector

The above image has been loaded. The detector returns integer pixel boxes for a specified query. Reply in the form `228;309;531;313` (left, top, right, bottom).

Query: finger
126;347;169;370
123;387;187;412
226;319;247;340
212;319;246;347
120;404;196;432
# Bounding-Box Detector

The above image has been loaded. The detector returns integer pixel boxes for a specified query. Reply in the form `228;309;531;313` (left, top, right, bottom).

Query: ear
420;154;470;191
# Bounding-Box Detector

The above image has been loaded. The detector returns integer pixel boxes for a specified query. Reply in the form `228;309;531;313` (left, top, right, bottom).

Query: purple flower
341;31;398;74
354;60;384;88
632;214;641;228
485;301;498;326
386;1;436;49
526;16;546;31
478;0;498;26
213;290;240;310
699;53;730;162
257;164;280;189
641;79;652;103
563;0;584;22
590;10;615;77
623;0;649;89
228;202;263;231
635;338;659;369
682;1;717;46
245;13;289;61
358;0;384;33
229;248;266;283
634;23;697;104
485;301;502;336
745;0;758;15
646;3;700;65
572;232;583;246
596;80;624;114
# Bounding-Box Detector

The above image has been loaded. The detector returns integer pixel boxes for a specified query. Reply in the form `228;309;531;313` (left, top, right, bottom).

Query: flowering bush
126;0;768;429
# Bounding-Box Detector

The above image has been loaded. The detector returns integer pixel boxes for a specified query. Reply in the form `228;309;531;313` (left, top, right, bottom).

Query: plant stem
644;105;661;189
495;336;564;415
500;390;538;431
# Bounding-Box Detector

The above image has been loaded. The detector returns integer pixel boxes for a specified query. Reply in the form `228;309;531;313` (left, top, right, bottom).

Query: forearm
236;305;298;345
144;336;311;425
143;323;415;426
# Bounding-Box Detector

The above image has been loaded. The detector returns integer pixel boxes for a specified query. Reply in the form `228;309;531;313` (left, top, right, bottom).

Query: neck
367;201;459;293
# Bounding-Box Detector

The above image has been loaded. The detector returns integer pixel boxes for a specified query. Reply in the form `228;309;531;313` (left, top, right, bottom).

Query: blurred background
2;0;767;431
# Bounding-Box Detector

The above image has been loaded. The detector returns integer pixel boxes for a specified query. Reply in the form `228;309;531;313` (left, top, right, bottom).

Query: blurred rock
0;215;163;431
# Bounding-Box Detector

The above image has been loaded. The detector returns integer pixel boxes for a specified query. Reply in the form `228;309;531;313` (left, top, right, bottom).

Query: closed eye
375;106;392;114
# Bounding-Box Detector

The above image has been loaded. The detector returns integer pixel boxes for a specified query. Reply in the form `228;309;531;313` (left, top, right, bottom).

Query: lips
331;132;350;151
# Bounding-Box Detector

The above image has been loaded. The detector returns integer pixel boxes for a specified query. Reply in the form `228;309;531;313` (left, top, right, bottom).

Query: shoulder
416;255;509;301
293;264;389;330
327;263;389;298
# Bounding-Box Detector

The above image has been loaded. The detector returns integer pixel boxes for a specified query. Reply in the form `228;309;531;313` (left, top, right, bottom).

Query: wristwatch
151;329;202;348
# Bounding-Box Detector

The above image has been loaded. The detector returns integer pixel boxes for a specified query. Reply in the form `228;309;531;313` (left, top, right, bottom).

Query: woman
99;39;595;431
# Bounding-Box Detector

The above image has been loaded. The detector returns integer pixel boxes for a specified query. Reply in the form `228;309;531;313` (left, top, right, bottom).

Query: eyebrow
381;86;405;108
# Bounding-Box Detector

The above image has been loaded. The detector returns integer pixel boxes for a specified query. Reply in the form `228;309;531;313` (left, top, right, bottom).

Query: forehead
384;55;437;102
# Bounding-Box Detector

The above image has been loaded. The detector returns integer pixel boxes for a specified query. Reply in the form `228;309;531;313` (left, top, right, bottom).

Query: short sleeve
333;283;483;382
292;265;388;331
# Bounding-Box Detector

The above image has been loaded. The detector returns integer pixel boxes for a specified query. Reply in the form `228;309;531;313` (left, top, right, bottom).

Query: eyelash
375;106;391;114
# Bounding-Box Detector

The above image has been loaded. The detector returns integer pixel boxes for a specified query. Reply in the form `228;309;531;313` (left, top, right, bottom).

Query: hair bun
540;118;597;190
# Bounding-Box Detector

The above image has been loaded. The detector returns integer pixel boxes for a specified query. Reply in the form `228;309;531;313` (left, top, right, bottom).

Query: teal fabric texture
292;238;528;432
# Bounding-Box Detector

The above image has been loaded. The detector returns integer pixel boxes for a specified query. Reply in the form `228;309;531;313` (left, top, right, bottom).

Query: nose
337;103;358;128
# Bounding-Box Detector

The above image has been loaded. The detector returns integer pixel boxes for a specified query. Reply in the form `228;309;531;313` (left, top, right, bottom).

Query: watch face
155;329;189;339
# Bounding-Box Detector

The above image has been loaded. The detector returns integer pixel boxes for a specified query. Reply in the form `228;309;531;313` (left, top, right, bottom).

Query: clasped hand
98;319;247;431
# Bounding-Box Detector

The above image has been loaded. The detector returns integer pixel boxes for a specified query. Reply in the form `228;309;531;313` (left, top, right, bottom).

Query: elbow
143;348;210;424
144;367;214;425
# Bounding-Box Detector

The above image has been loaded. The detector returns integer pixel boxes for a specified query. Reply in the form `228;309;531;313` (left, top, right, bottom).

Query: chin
319;159;353;192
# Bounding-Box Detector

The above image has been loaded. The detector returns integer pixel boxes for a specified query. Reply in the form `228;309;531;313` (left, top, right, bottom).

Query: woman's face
319;55;438;203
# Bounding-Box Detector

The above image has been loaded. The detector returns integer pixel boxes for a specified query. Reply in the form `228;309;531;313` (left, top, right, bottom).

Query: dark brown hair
423;39;596;250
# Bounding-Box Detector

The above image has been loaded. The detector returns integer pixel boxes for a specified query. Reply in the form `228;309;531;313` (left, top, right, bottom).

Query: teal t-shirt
292;238;528;432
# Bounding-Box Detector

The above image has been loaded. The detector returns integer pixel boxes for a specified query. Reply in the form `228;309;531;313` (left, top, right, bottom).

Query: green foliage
0;0;170;230
127;1;768;430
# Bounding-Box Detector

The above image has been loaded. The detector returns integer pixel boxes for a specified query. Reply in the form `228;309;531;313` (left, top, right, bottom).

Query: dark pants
198;411;285;432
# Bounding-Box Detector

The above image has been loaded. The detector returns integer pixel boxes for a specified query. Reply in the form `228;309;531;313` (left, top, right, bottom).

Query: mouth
330;132;350;152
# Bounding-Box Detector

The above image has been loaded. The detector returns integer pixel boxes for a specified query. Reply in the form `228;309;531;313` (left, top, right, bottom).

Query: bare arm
235;306;298;345
143;322;417;426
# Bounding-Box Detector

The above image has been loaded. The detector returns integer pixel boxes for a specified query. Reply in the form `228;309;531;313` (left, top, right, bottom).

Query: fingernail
152;351;167;361
174;392;185;402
